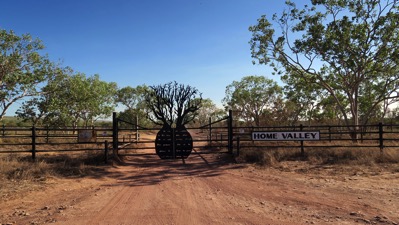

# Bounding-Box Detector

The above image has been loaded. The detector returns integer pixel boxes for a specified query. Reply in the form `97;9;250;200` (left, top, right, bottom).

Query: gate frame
112;112;141;156
112;110;234;157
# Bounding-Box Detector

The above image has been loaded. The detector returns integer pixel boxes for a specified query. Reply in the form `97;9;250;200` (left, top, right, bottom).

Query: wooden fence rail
231;123;399;156
1;123;398;159
0;126;138;161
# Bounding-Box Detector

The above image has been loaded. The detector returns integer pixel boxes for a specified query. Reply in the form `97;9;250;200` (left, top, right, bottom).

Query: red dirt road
1;148;398;225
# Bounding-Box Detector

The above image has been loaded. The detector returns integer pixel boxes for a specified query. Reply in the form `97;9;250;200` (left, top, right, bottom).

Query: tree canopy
17;68;117;128
115;85;152;128
0;29;119;127
0;29;55;120
116;85;149;111
249;0;399;129
223;75;283;126
195;98;225;127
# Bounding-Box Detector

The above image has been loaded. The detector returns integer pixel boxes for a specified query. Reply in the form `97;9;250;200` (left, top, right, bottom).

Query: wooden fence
1;123;398;160
231;123;399;156
0;126;139;161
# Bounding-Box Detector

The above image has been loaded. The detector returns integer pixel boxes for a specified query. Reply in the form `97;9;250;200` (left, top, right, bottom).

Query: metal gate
111;111;233;159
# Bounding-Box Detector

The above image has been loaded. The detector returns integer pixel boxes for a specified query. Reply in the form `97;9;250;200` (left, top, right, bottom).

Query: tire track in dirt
204;166;399;224
78;150;248;225
56;148;398;225
122;152;230;225
61;163;152;224
54;149;219;224
4;138;397;225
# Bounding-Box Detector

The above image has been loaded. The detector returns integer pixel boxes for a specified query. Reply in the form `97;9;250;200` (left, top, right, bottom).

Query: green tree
282;70;323;125
23;70;117;128
62;73;116;128
316;95;346;125
0;29;54;120
194;98;225;127
116;85;151;127
15;66;67;126
250;0;399;135
16;97;46;125
223;75;283;126
269;98;302;126
116;85;149;111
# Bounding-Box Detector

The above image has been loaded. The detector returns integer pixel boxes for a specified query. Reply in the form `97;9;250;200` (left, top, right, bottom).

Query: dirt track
1;147;398;225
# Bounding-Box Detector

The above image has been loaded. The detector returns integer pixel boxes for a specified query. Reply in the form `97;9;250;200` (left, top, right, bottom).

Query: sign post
252;129;320;157
251;131;320;141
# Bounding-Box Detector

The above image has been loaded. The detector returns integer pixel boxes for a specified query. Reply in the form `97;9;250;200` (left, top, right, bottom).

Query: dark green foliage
250;0;399;130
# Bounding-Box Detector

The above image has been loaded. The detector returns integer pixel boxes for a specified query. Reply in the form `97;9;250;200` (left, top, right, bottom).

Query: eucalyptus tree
116;85;151;127
250;0;399;135
268;98;301;126
223;75;283;126
80;74;117;127
15;66;69;126
116;85;149;110
53;73;117;128
282;71;323;124
16;97;47;125
195;98;225;127
0;29;55;120
20;70;117;128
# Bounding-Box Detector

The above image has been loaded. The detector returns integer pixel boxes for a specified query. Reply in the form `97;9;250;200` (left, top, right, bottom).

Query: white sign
252;131;320;141
78;130;97;143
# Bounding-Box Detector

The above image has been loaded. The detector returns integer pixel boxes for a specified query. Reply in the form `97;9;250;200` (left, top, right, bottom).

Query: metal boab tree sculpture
145;81;202;159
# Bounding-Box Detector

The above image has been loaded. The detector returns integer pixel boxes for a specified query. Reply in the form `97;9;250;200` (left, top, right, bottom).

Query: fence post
209;117;212;143
379;123;384;153
2;124;4;136
46;126;49;143
228;110;233;154
136;115;139;142
112;112;118;152
32;126;36;160
328;126;331;142
252;126;254;144
300;124;304;157
104;140;109;163
236;137;240;157
172;128;176;159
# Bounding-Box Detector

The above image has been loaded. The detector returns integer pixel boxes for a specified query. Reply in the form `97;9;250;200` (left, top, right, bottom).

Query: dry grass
0;130;148;192
0;152;108;201
237;147;399;178
238;147;399;167
0;155;50;181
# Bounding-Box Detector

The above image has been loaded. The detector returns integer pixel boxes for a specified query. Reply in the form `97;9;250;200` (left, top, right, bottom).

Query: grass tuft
238;147;399;167
0;152;110;201
1;152;106;186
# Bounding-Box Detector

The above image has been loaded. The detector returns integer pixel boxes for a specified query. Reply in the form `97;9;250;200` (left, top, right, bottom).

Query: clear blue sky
1;0;289;115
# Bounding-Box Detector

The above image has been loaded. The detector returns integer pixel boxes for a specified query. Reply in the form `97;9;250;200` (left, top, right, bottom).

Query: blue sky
1;0;289;115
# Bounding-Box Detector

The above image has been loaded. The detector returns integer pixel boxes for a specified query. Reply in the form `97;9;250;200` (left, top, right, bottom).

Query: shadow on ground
97;148;245;187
